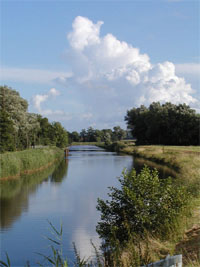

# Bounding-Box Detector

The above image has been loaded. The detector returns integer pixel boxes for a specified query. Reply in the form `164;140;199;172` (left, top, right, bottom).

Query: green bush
96;166;188;248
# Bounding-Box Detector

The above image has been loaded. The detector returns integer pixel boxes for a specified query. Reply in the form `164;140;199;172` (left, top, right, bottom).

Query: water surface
0;146;133;266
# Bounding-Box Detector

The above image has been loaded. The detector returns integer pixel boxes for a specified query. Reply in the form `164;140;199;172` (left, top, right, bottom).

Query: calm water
0;146;133;266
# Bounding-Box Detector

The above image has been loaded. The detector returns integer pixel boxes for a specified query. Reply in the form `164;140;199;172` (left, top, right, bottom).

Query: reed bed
0;147;63;179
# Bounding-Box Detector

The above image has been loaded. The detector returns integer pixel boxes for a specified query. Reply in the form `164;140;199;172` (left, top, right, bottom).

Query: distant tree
87;127;97;142
94;129;103;142
112;126;126;141
80;129;87;142
102;129;112;143
71;131;80;142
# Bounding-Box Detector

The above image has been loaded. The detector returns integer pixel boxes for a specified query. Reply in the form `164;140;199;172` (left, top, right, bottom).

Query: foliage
112;126;126;141
68;131;80;143
0;85;68;152
52;122;69;148
69;127;127;144
0;110;15;152
96;166;188;249
125;102;200;145
0;85;28;131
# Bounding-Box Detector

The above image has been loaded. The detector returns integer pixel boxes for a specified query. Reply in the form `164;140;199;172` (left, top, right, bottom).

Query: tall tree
0;110;15;152
0;85;69;151
125;102;200;145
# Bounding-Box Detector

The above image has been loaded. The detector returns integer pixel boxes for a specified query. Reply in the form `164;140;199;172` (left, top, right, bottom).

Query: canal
0;146;134;266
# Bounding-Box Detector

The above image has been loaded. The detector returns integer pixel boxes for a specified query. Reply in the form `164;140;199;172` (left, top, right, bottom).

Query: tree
0;110;15;152
51;122;68;148
87;127;96;142
0;85;69;151
94;129;103;142
71;131;80;142
80;129;87;142
0;86;39;149
125;102;200;145
112;126;126;141
37;116;52;145
125;105;148;144
102;129;112;144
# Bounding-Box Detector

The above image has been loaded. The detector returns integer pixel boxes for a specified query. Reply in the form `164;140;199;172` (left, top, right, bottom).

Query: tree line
0;86;68;152
68;126;127;144
125;102;200;145
1;85;199;152
0;85;128;153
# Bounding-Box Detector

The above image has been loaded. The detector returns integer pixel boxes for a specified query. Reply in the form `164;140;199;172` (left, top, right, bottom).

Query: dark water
0;146;133;266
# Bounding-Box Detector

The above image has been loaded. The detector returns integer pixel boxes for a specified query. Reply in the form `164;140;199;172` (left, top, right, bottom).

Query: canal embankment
98;141;200;264
0;146;64;180
100;142;200;189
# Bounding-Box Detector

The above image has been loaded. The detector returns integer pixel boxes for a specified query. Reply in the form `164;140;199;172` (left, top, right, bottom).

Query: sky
0;0;199;132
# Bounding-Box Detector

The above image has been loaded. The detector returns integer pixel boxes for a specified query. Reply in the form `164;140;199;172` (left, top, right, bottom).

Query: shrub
96;166;188;248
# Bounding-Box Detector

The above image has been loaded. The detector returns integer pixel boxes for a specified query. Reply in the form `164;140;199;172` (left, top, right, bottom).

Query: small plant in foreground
36;220;68;267
0;252;10;267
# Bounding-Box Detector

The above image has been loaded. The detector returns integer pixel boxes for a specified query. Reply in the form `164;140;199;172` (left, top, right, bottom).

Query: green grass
0;147;64;179
98;142;200;265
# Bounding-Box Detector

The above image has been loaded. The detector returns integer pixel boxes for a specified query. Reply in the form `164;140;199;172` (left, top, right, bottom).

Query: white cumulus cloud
32;88;63;115
32;94;49;112
68;16;103;51
53;16;198;129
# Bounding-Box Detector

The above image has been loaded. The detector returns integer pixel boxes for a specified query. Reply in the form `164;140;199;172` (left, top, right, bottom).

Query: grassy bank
122;144;200;197
0;147;64;179
100;141;200;265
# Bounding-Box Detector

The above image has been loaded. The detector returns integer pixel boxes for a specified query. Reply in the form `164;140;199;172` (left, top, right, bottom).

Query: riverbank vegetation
0;86;68;153
1;144;199;266
0;146;64;179
96;166;190;266
98;142;200;265
1;163;197;266
1;89;199;266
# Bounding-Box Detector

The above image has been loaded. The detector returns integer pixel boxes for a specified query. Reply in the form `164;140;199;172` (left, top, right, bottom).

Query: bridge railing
142;254;182;267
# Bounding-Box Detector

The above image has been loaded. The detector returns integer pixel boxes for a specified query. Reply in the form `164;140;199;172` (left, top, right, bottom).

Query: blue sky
1;0;199;131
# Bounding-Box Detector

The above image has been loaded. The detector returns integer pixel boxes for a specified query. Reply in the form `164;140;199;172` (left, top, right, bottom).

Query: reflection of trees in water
50;159;68;183
0;190;29;229
0;159;68;229
133;157;177;179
